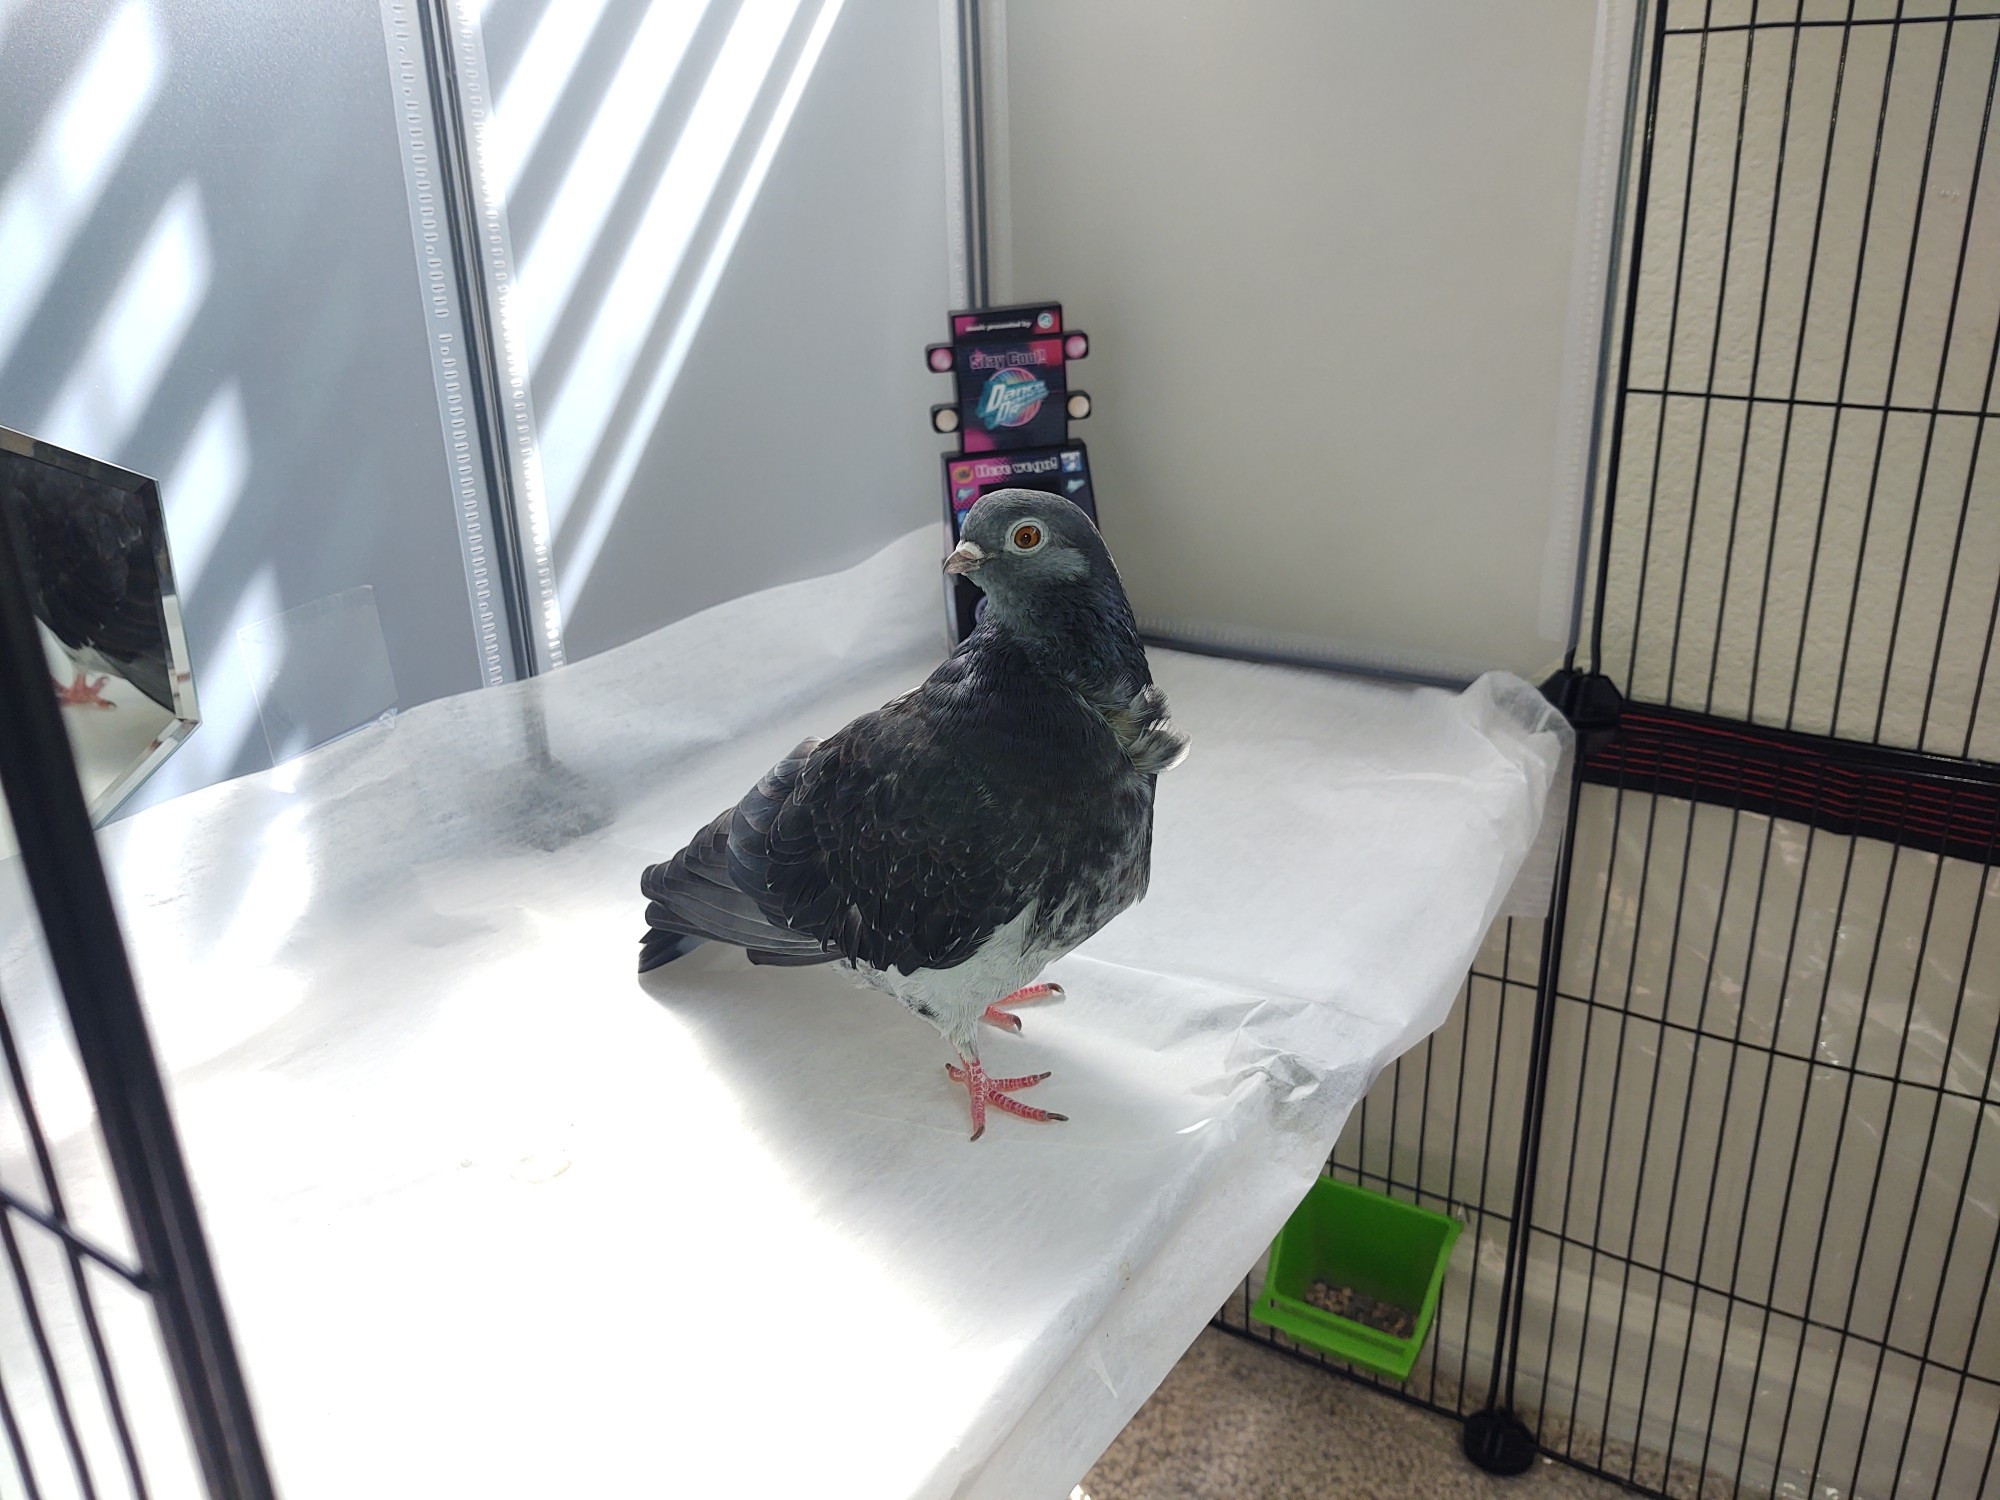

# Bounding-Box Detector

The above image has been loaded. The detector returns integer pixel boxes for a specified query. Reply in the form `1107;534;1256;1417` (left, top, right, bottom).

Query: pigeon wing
639;739;833;960
728;694;1042;978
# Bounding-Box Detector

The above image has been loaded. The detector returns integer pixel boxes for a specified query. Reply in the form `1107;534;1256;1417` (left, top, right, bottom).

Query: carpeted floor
1079;1330;1629;1500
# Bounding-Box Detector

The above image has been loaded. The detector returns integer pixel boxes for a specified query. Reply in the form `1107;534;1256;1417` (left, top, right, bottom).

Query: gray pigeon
638;489;1188;1139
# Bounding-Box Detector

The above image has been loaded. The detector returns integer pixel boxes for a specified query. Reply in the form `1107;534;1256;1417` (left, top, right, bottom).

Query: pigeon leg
945;1057;1066;1141
53;672;115;708
978;981;1065;1034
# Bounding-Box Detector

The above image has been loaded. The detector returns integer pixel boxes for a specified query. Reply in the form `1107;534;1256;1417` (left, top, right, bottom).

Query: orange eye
1011;523;1043;549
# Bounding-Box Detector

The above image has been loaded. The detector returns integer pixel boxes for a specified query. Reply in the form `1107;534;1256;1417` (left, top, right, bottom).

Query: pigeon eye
1011;523;1043;550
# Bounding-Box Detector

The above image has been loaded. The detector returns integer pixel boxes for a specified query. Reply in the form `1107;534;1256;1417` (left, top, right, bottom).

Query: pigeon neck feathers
971;568;1148;698
963;575;1186;775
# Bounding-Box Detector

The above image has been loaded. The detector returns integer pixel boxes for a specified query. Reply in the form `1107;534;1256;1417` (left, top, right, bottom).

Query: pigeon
637;489;1188;1139
0;453;175;711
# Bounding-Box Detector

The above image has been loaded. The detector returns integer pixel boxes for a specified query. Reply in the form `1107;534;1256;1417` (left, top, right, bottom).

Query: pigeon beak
943;541;987;576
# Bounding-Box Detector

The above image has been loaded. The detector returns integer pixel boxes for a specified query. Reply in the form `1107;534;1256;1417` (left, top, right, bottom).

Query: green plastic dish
1249;1175;1462;1381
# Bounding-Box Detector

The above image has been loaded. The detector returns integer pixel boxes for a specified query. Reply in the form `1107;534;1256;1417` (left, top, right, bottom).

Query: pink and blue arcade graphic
925;301;1099;642
939;443;1097;642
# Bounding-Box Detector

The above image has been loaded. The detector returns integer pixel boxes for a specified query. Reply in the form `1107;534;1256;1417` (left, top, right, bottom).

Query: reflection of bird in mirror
637;490;1189;1141
0;460;174;712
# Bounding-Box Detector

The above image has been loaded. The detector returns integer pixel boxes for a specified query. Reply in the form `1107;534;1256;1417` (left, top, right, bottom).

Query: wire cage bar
0;497;275;1493
1212;919;1547;1421
1217;4;2000;1497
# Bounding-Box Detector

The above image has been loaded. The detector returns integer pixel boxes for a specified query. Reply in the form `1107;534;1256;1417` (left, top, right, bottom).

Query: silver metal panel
0;0;489;811
438;0;566;674
378;0;526;686
455;0;952;662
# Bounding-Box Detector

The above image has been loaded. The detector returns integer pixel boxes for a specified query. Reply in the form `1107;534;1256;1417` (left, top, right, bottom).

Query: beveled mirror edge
86;715;200;824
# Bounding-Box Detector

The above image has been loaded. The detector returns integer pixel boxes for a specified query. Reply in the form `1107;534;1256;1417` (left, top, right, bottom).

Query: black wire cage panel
1597;0;2000;763
0;503;274;1490
1211;919;1547;1423
1220;3;2000;1498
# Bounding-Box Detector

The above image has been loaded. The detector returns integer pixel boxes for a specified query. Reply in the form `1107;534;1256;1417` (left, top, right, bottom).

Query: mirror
0;427;198;826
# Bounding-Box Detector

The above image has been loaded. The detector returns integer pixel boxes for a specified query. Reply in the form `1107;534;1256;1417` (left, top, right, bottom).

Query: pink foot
979;981;1064;1034
945;1059;1066;1141
53;672;115;708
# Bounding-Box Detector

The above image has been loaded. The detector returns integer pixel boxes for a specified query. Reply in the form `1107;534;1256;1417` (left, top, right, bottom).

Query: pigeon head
943;489;1124;623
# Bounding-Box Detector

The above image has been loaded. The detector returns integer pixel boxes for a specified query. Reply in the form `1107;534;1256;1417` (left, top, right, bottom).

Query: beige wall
994;1;1630;682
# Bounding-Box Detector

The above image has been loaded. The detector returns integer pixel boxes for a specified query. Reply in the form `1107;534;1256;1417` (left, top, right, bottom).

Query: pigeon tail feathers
638;929;704;972
637;805;827;972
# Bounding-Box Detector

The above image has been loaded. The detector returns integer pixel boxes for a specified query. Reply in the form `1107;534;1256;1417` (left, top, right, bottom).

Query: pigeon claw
978;981;1065;1034
945;1060;1066;1141
53;672;116;708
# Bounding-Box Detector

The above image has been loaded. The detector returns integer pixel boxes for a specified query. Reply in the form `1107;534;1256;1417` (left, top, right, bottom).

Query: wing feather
727;650;1124;976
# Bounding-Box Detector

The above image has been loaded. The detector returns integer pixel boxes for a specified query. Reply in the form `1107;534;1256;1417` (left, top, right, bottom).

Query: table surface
0;528;1562;1499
